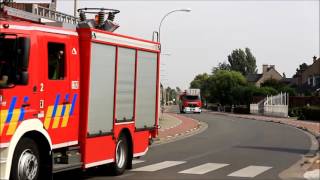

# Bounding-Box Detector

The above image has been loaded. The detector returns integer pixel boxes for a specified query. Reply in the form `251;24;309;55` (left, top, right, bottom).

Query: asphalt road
54;106;312;180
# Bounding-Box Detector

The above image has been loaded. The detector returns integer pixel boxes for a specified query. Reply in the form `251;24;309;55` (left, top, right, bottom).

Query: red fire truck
179;89;202;113
0;3;160;180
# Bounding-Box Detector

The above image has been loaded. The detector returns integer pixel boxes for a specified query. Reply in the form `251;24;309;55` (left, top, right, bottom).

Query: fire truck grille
188;104;198;107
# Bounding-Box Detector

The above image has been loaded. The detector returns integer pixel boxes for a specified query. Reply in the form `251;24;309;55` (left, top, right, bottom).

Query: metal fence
250;92;289;117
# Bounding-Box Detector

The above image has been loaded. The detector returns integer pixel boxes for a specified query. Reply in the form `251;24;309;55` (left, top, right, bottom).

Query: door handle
22;103;30;108
62;101;70;105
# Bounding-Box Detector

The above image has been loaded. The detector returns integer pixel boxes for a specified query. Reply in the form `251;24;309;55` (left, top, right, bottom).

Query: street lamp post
74;0;78;17
158;8;191;44
157;8;191;111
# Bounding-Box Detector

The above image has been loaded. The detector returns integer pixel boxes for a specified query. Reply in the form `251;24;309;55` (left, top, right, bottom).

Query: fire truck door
41;38;73;145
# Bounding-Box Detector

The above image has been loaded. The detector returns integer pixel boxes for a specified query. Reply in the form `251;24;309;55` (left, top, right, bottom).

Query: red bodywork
0;19;160;169
179;90;202;113
180;94;202;108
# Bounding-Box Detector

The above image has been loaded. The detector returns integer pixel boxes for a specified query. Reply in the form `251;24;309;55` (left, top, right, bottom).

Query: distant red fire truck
0;3;160;180
179;89;202;113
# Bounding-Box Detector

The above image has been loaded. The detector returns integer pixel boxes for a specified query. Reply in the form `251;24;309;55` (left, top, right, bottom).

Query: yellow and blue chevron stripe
0;94;78;136
44;94;78;130
0;96;28;136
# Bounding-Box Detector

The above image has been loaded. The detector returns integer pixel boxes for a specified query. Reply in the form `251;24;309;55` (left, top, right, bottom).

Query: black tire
10;138;40;180
110;135;128;175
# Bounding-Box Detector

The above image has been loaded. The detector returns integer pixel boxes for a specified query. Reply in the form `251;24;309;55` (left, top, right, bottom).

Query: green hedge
289;106;320;121
233;106;250;114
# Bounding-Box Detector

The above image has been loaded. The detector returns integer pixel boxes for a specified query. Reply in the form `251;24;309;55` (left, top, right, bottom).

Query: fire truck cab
179;89;202;113
0;4;160;180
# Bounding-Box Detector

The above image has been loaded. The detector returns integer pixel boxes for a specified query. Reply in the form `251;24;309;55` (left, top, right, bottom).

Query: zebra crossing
131;160;272;178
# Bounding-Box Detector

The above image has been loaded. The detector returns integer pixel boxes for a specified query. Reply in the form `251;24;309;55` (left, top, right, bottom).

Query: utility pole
74;0;78;17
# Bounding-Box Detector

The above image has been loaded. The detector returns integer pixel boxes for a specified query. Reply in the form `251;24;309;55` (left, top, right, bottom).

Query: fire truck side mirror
18;37;30;70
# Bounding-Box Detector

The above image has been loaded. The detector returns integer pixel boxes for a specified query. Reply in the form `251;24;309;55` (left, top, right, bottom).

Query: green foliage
188;47;298;106
290;106;320;121
165;86;178;103
261;79;297;96
227;48;257;75
233;106;250;114
229;85;278;105
190;73;210;100
212;62;230;74
209;70;246;105
295;63;308;75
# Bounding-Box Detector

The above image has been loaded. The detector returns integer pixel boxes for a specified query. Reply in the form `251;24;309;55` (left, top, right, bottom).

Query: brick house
3;0;56;11
294;56;320;92
246;64;283;87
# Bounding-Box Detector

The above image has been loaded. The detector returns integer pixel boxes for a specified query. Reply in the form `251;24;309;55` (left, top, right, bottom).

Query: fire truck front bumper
183;107;202;113
0;147;9;180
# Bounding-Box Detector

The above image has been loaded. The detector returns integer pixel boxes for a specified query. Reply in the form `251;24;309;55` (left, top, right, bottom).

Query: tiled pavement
156;113;202;142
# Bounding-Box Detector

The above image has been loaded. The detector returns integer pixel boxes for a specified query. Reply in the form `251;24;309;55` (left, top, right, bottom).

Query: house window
316;75;320;86
308;76;313;86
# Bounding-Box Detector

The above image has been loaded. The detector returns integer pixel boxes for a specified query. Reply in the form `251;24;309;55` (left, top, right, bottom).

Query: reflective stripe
61;104;71;127
6;97;17;123
0;110;8;135
6;109;21;135
18;96;28;121
70;94;77;115
52;105;63;129
44;106;54;129
60;94;69;117
52;94;60;118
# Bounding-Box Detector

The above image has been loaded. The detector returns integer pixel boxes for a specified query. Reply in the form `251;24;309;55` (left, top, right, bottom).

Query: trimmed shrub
233;106;250;114
299;106;320;121
290;106;320;121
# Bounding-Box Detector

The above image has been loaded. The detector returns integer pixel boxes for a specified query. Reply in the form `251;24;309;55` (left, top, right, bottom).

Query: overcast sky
50;0;319;89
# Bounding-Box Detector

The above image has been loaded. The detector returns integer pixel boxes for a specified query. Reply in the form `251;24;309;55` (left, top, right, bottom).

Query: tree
261;79;296;96
165;86;178;104
212;62;230;74
190;73;210;107
209;70;247;105
294;62;308;77
227;48;257;75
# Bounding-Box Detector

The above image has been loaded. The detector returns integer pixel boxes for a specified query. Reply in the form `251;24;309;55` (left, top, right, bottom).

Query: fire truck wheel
10;137;40;180
111;135;128;175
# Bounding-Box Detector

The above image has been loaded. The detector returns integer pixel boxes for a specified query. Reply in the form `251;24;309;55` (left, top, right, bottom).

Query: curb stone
152;114;208;146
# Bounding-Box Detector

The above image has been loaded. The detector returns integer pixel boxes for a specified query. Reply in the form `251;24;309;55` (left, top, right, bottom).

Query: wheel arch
2;119;52;180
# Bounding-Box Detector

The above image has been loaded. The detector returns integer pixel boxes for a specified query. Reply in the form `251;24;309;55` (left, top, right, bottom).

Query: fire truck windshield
0;33;30;88
184;95;200;101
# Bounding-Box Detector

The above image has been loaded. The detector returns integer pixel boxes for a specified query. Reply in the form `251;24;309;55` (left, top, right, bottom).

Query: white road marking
179;163;229;175
304;169;320;180
132;160;145;165
228;165;272;178
131;161;186;172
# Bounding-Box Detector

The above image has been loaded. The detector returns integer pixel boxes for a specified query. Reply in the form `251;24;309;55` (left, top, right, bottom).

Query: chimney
313;56;317;63
270;65;275;69
263;64;268;73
